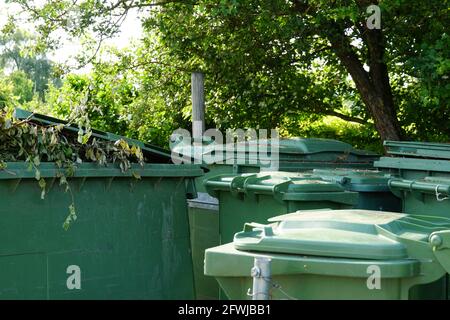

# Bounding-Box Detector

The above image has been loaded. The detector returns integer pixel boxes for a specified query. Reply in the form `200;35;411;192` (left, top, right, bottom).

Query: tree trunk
290;1;404;142
328;30;403;141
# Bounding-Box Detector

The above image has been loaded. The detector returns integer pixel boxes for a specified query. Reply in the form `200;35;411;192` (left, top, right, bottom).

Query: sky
0;0;143;72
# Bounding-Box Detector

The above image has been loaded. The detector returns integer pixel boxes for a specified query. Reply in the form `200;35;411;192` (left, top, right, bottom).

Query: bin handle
243;223;274;237
436;185;450;202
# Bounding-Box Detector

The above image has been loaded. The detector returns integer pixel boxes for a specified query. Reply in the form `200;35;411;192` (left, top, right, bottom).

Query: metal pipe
251;257;271;300
389;179;450;195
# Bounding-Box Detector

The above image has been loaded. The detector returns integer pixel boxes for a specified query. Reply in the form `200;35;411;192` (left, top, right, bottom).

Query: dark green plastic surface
0;162;203;299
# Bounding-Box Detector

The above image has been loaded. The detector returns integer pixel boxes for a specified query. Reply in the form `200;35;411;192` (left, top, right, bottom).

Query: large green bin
0;162;203;299
312;169;401;212
205;209;450;300
204;172;358;244
375;141;450;180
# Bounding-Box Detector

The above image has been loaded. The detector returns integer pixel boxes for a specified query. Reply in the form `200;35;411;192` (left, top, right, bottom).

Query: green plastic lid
254;138;376;156
204;172;358;205
234;209;450;260
384;140;450;160
172;137;378;165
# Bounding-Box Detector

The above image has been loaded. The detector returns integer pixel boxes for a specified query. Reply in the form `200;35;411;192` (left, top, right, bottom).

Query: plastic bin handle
243;223;274;237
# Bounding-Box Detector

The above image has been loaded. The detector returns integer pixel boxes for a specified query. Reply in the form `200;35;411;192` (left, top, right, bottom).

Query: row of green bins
204;171;358;244
172;137;380;192
312;169;401;212
205;209;450;300
173;136;378;299
172;136;377;299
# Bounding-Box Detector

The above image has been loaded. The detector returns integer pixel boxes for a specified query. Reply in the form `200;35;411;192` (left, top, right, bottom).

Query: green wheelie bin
205;209;450;300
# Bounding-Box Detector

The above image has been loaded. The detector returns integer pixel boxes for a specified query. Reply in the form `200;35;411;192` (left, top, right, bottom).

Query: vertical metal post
191;72;205;141
251;257;271;300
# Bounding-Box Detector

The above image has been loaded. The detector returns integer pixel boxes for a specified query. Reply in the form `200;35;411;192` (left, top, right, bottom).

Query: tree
0;29;58;101
12;0;450;143
7;70;34;104
0;75;17;108
37;41;194;147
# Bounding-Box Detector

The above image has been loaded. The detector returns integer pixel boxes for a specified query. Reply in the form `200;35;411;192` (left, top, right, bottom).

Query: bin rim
204;243;421;278
384;140;450;160
0;162;204;179
375;157;450;173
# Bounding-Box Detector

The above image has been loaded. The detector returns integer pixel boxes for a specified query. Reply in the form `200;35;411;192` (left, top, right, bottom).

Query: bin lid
312;168;394;192
13;108;174;163
172;137;378;165
204;172;358;205
384;140;450;160
254;138;376;156
234;209;450;260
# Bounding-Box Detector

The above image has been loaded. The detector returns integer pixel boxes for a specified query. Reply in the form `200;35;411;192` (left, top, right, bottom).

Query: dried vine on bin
0;107;145;230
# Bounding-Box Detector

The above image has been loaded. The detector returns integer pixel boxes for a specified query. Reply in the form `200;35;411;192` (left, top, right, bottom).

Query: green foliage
6;0;450;148
0;29;60;101
0;76;18;108
281;115;383;154
43;72;133;136
7;71;34;104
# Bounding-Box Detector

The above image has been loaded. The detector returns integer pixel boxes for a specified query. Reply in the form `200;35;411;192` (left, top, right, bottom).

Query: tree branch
323;110;368;124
